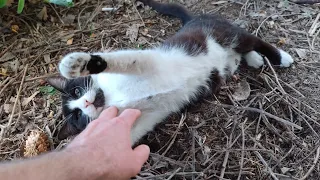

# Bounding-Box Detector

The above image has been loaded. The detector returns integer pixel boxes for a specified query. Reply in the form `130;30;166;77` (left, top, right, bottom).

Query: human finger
132;144;150;173
118;109;141;128
97;106;119;122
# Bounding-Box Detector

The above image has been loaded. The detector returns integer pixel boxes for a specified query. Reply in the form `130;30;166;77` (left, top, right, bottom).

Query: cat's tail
137;0;193;25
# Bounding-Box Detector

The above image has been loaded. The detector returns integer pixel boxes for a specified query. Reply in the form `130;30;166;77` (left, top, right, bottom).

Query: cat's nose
85;100;92;108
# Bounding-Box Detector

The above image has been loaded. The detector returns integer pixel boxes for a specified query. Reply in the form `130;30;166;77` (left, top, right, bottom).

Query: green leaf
17;0;25;14
47;0;74;7
0;0;7;8
39;86;57;95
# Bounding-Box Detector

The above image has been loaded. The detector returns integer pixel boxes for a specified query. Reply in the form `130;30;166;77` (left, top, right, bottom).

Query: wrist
61;146;109;180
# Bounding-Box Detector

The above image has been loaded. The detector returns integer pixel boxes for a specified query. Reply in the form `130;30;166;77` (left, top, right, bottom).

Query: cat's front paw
59;52;107;79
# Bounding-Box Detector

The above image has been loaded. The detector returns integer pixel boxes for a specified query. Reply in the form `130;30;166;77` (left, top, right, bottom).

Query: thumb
133;144;150;166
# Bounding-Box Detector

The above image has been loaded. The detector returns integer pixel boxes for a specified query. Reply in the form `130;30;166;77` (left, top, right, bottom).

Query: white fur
244;51;264;68
279;49;294;67
59;36;293;145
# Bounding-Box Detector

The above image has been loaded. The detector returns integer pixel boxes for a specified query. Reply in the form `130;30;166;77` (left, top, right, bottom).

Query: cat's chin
84;106;104;120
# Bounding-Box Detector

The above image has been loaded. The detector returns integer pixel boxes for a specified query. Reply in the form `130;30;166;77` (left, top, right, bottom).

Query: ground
0;0;320;179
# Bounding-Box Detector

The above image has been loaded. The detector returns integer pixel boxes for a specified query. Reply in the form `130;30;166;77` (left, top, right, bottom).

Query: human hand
64;106;150;180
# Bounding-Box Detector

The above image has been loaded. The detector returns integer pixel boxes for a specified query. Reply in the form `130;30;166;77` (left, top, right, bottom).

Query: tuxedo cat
47;0;294;144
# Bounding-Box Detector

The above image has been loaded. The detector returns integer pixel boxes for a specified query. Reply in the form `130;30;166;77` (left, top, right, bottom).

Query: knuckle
115;117;126;124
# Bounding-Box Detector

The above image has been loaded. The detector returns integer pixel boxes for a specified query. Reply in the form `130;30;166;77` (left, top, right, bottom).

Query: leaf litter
0;0;320;180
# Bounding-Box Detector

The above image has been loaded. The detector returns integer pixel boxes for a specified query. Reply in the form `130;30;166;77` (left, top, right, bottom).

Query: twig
48;3;64;24
299;146;320;180
237;119;247;180
195;153;224;180
133;2;146;27
166;167;181;180
0;40;17;59
206;101;302;130
0;64;28;140
311;27;320;50
254;151;279;180
220;121;237;179
264;59;286;95
161;113;186;156
255;14;275;36
308;13;320;35
12;72;60;85
264;72;305;97
191;129;196;180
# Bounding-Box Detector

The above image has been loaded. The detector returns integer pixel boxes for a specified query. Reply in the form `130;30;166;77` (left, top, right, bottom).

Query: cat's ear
57;122;80;140
46;76;67;92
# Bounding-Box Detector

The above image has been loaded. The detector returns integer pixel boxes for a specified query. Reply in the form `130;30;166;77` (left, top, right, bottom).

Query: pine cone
23;130;49;158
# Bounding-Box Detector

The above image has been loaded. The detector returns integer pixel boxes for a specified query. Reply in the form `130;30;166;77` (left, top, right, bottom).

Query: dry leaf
47;111;54;118
4;104;13;114
37;6;48;21
277;38;286;46
6;0;14;6
59;32;74;42
0;68;8;76
49;64;55;72
67;38;73;45
281;167;291;174
137;37;147;45
11;25;19;33
22;91;40;106
62;14;76;24
43;54;50;63
295;48;307;59
10;97;16;103
232;80;251;101
126;24;142;43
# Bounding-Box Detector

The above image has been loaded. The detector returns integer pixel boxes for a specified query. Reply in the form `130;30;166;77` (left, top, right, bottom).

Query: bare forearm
0;150;100;180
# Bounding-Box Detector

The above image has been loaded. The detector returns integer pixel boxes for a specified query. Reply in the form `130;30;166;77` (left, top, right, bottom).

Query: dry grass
1;0;320;179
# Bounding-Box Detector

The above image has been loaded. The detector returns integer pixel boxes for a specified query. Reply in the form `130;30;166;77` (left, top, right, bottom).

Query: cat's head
46;76;105;140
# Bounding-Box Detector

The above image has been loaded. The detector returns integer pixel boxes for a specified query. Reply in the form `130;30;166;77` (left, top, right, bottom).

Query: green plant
0;0;74;14
17;0;25;14
0;0;8;8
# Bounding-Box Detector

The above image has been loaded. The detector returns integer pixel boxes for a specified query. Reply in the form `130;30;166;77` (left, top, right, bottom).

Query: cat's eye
74;88;81;98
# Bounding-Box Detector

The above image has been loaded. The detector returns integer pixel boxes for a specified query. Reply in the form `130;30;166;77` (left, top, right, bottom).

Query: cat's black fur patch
162;28;208;56
93;88;105;107
139;0;283;66
87;55;108;74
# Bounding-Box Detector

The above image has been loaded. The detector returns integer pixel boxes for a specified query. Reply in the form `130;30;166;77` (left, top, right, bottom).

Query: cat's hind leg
244;51;264;69
243;50;294;69
278;49;294;68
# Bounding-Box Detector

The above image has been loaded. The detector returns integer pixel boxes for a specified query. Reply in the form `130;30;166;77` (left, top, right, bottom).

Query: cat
47;0;294;144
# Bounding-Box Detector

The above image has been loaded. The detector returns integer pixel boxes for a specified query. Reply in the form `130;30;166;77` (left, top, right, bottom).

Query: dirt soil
1;0;320;179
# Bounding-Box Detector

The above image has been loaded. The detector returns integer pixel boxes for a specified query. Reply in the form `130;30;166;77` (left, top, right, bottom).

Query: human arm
0;107;150;180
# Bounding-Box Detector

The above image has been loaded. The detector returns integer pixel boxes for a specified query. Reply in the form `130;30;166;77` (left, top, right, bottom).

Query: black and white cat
47;0;294;144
